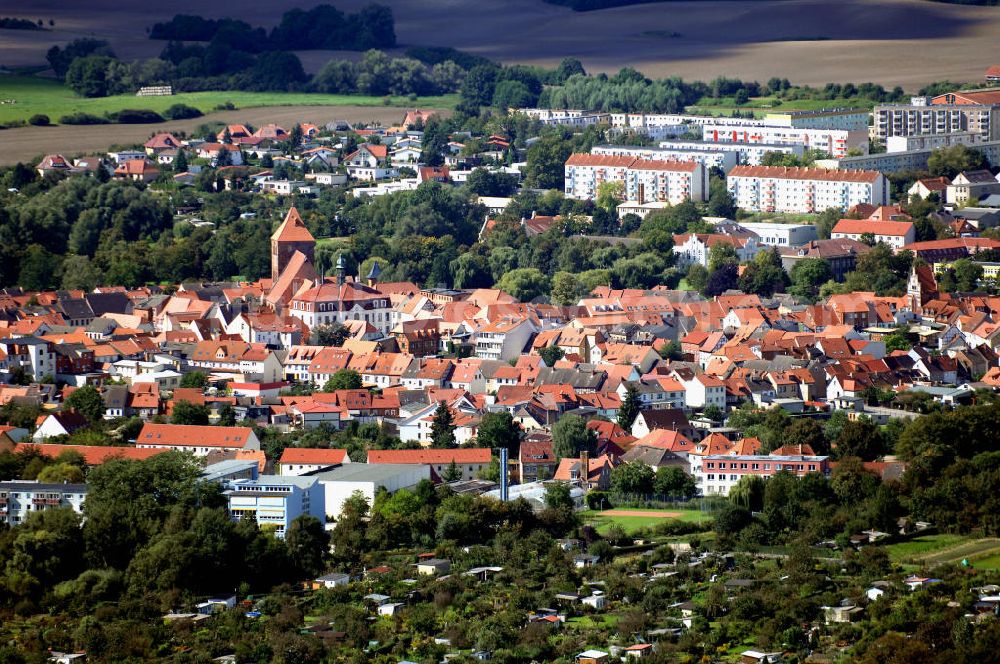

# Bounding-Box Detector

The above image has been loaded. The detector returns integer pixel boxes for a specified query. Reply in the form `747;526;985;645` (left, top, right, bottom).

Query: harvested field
0;104;451;165
0;0;999;88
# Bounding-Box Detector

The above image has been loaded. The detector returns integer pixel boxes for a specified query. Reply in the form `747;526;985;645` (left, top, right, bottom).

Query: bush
163;103;202;120
108;109;164;124
27;114;50;126
58;112;109;125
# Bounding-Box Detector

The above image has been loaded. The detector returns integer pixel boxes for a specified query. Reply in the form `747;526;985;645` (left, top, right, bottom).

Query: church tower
270;207;315;281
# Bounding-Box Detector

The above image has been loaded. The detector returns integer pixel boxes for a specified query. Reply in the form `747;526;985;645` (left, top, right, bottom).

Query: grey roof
311;463;425;483
0;480;87;493
85;292;132;316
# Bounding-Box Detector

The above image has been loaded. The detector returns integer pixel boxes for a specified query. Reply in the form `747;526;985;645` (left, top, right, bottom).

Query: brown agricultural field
0;0;998;88
0;105;429;166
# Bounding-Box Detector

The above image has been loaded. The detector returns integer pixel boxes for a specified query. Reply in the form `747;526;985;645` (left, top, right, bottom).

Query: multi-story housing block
564;154;706;204
727;166;888;214
0;480;87;526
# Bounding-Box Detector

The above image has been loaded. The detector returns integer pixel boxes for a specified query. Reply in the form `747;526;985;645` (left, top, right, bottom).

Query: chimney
580;450;589;479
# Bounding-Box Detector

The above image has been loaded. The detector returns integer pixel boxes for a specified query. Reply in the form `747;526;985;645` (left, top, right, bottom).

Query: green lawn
883;534;969;562
0;75;457;125
971;553;1000;571
686;94;874;118
580;508;714;535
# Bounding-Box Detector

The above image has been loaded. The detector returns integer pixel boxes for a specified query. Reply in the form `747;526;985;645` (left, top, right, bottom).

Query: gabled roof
832;219;914;237
368;448;492;464
271;207;315;243
137;423;254;448
729;165;881;183
279;447;348;465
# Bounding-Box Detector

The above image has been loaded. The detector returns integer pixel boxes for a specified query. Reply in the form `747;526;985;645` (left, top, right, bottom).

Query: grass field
883;534;969;562
686;94;875;118
971;554;1000;571
580;507;714;535
0;75;457;125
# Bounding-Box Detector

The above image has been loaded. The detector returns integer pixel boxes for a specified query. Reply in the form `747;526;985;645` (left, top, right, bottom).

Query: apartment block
702;123;869;158
660;140;805;167
874;95;1000;142
697;453;831;496
763;108;870;132
564;153;707;204
592;143;737;172
727;166;888;214
0;480;87;526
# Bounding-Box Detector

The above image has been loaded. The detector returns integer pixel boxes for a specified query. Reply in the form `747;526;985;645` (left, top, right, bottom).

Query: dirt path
600;509;683;518
0;104;447;165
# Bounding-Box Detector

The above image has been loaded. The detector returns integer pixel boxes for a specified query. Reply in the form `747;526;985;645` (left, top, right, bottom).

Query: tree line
149;4;396;52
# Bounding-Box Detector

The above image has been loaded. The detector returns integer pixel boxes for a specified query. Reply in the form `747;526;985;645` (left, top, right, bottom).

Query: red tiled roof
832;219;914;237
728;165;881;183
137;423;254;448
14;443;165;465
279;447;348;465
271;207;315;243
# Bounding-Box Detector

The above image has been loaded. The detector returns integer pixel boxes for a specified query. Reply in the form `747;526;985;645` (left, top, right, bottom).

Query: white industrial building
313;463;430;520
737;222;818;247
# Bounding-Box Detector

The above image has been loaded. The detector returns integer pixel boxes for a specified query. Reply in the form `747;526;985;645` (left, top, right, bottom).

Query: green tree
330;491;369;563
551;414;595;459
539;344;564;367
610;461;654;494
179;371;208;389
442;460;462;482
36;462;85;483
430;401;456;448
617;384;641;430
653;466;697;498
525;134;572;189
728;474;766;512
596;180;625;213
789;258;831;301
953;258;984;291
285;515;329;579
171;400;210;425
544;482;574;510
496;267;549;302
476;411;523;455
64;385;105;424
312;323;350;347
835;419;886;461
550;271;584;305
323;369;363;391
927;144;988;179
783;418;829;455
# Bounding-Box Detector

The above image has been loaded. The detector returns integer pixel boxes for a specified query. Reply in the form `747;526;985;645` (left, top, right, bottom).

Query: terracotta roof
728;165;881;183
137;423;255;448
932;89;1000;105
279;447;348;465
271;207;315;243
14;442;165;465
832;219;914;237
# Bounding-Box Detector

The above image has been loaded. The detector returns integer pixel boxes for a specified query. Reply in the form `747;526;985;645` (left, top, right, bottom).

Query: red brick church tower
270;207;315;281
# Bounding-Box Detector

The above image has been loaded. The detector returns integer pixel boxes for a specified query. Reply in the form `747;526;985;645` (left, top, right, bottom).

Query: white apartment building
474;318;536;361
726;166;889;214
516;108;609;127
0;480;87;526
672;233;761;267
831;219;916;250
702;123;869;158
696;453;831;496
763;109;870;132
738;222;818;247
591;143;738;173
564;153;707;204
659;140;805;167
886;131;981;153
